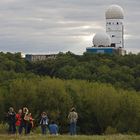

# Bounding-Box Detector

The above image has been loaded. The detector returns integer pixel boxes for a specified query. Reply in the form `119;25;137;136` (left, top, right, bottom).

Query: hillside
26;52;140;91
0;52;140;134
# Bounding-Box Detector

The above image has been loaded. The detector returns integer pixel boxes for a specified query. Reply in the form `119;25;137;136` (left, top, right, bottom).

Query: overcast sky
0;0;140;54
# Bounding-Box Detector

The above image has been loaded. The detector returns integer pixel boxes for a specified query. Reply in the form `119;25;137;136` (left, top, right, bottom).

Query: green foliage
0;123;8;134
27;52;140;91
0;52;140;134
0;52;140;91
0;76;140;134
104;126;118;135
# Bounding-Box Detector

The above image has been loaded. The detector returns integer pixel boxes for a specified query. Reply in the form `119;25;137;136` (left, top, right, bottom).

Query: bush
0;123;8;134
104;126;118;135
0;77;140;134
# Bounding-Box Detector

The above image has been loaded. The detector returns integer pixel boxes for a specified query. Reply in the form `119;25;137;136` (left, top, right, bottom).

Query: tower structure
86;4;126;55
105;5;124;48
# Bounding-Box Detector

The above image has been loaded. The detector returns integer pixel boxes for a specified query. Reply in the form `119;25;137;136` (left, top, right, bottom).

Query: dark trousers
41;125;47;134
70;122;76;135
8;122;16;134
19;123;27;134
26;123;32;134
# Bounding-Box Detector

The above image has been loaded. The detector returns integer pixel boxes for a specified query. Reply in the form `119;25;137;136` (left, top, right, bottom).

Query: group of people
6;107;34;135
6;106;78;136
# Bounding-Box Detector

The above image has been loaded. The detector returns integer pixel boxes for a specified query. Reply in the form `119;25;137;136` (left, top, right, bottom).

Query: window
111;43;116;47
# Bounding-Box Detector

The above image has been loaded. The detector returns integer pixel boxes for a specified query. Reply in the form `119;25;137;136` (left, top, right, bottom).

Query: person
24;113;34;134
40;112;49;135
6;107;16;134
15;109;22;134
19;107;29;134
49;121;58;135
68;107;78;135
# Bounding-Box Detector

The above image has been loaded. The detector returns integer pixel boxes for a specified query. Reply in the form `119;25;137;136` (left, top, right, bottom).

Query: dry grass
0;134;140;140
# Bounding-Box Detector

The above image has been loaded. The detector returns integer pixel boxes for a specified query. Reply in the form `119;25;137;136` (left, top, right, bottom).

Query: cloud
0;0;139;54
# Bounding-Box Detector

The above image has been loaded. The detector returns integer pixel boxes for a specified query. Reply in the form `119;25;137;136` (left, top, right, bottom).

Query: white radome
105;5;124;19
93;32;111;47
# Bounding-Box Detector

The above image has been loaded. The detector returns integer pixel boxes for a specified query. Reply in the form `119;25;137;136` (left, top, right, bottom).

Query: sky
0;0;140;54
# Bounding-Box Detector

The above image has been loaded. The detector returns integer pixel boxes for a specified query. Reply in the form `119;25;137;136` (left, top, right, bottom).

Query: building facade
105;5;124;48
86;4;126;55
25;54;57;62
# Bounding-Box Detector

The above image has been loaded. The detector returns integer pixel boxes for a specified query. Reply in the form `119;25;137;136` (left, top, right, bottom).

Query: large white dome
93;32;111;47
105;5;124;19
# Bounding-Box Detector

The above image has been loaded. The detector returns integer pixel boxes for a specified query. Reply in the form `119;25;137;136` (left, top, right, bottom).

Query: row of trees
0;77;140;134
0;52;140;91
27;52;140;91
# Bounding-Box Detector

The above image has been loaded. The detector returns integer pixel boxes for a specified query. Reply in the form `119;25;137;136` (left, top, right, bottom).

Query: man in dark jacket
7;107;16;134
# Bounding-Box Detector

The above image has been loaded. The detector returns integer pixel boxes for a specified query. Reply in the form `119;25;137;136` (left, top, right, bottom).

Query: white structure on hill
93;32;111;47
105;5;124;48
86;4;126;55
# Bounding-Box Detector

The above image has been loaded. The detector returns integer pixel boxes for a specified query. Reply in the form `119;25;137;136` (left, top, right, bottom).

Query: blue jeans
69;122;76;135
41;125;47;134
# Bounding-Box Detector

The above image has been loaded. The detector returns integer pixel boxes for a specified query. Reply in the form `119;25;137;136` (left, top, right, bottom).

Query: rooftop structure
86;4;126;55
93;32;111;47
25;54;57;62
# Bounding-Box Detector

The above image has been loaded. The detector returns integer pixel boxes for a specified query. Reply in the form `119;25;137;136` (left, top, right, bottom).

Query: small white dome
93;32;111;47
105;5;124;19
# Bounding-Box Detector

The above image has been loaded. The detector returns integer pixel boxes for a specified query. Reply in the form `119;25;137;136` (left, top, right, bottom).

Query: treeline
0;52;140;91
0;77;140;134
27;52;140;91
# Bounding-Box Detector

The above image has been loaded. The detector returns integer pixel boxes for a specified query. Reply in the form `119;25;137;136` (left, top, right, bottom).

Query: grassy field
0;135;140;140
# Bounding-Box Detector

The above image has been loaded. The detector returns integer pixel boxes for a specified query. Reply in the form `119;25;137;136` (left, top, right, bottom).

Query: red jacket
16;114;21;126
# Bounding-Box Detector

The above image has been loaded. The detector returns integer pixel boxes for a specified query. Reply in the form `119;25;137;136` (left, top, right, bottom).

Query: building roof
93;32;111;47
105;5;124;19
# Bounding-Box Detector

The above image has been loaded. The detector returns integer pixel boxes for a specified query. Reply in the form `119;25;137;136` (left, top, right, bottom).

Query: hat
71;107;76;112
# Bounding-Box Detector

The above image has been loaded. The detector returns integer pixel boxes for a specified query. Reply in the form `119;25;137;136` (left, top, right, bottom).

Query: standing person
6;107;16;134
40;112;49;135
24;113;34;134
68;107;78;135
19;107;29;134
49;121;58;135
15;109;22;134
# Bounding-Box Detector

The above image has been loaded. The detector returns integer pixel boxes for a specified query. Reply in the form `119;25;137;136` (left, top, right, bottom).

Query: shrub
105;126;118;135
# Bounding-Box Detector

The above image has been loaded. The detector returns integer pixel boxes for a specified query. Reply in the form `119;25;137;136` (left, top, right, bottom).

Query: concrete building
25;54;57;62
